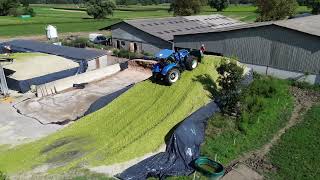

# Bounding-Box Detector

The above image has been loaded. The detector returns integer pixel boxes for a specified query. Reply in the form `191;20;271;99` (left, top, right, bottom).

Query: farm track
225;86;320;176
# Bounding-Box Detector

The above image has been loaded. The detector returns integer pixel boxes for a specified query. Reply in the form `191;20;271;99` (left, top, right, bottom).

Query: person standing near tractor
200;44;206;57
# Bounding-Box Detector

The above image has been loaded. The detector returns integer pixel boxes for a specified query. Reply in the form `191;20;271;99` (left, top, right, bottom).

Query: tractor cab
152;49;200;85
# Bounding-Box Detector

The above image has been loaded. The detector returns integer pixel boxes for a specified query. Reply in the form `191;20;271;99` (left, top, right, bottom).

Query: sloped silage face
0;56;222;174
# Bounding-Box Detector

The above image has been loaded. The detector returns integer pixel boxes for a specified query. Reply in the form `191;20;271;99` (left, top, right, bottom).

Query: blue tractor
152;49;202;85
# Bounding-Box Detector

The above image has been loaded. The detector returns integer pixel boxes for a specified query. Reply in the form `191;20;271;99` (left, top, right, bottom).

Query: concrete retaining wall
87;55;108;71
37;64;121;97
244;63;320;84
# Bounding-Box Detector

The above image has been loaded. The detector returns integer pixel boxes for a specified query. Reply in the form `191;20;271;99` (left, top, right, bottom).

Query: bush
62;37;88;48
113;49;144;59
216;59;244;115
238;77;282;133
255;0;298;21
11;6;36;17
23;6;36;17
85;0;116;19
0;0;19;16
245;77;277;98
112;49;120;56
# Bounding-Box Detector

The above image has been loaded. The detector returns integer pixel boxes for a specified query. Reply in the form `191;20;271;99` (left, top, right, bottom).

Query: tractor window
167;56;175;62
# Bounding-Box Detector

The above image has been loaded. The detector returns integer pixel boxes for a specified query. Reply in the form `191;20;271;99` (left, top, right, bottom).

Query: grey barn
103;14;244;54
174;15;320;84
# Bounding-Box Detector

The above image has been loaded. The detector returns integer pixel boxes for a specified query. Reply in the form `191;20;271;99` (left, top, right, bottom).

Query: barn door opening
116;40;120;49
134;43;138;53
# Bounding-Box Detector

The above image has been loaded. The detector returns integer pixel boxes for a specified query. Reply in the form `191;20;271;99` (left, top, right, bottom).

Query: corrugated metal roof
1;40;107;62
115;14;245;41
176;21;273;36
275;15;320;37
175;15;320;37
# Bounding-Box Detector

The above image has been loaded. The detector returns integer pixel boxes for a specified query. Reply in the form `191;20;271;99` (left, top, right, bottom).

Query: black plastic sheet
84;84;134;116
117;101;220;180
5;67;79;93
1;40;107;62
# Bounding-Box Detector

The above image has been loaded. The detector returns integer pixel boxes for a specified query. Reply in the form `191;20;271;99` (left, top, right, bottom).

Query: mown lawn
267;105;320;180
0;56;220;175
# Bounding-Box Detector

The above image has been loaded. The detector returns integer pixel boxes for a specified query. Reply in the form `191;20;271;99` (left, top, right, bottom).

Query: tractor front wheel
152;72;160;82
185;56;198;70
165;68;180;85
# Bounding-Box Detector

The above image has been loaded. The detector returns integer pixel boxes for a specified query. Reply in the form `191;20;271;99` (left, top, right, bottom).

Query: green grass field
0;56;220;175
201;77;294;164
0;4;311;37
164;77;294;180
267;105;320;180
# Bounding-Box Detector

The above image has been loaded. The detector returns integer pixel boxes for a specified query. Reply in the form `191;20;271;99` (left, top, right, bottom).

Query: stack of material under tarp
3;53;79;93
117;101;220;180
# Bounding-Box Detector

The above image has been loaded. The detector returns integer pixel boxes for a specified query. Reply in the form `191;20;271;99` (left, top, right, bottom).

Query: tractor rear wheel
185;56;198;70
165;68;180;85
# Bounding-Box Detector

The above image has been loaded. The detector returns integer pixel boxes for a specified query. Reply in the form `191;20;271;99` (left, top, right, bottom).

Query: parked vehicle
89;33;109;45
152;49;202;85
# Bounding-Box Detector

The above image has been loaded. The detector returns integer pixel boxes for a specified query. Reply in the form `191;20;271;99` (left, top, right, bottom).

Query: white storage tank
46;25;58;40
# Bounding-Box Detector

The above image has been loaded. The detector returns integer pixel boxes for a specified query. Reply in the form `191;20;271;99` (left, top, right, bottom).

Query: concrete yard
14;67;151;124
0;102;62;146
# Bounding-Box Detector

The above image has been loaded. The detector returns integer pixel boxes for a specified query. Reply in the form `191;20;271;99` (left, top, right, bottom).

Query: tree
85;0;116;19
216;59;244;115
169;0;202;16
0;0;19;16
209;0;230;11
255;0;298;21
306;0;320;14
21;0;30;7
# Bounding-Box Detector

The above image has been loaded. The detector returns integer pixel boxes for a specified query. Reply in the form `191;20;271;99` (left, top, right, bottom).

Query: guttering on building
102;14;244;54
174;15;320;84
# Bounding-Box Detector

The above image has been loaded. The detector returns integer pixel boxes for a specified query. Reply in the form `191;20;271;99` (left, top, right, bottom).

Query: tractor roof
155;49;175;59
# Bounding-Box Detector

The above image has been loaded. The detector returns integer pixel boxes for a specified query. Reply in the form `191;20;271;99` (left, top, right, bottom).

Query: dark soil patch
244;154;278;174
46;150;84;164
41;136;82;154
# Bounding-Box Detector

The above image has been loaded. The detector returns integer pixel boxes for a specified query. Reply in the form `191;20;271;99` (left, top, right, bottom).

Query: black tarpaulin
1;40;107;62
84;84;134;116
117;101;220;180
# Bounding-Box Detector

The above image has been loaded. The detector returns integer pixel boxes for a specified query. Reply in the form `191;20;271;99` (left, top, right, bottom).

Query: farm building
102;14;244;54
174;15;320;84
